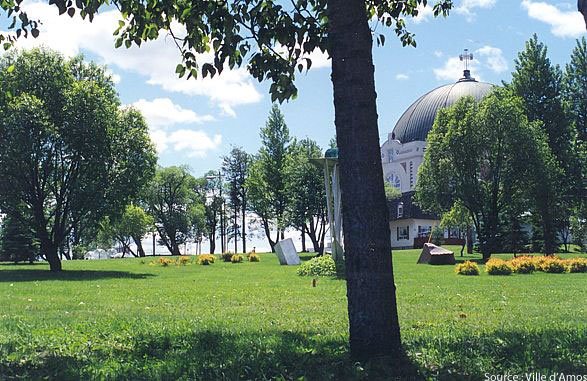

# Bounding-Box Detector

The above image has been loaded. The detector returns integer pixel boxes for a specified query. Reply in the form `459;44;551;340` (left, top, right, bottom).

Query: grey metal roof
391;77;494;144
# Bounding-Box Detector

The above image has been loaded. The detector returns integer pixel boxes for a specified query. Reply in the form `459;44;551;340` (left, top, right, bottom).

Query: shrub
455;261;479;276
179;256;191;266
485;258;513;275
566;258;587;273
231;254;244;263
297;255;336;277
221;253;233;262
510;256;536;274
532;256;551;272
158;257;174;267
197;254;215;265
541;257;566;273
248;253;260;262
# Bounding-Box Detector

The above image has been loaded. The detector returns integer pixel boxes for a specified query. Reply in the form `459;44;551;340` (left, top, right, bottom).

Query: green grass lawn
1;248;586;380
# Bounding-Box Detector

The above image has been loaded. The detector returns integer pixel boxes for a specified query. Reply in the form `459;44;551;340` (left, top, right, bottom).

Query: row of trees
417;36;587;259
208;105;329;255
0;48;328;268
95;105;329;258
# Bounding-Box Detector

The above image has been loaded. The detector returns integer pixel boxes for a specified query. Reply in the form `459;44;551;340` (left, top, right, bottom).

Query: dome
392;74;494;144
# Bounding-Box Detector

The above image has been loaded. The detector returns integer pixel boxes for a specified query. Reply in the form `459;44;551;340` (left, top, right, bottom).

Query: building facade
381;70;494;249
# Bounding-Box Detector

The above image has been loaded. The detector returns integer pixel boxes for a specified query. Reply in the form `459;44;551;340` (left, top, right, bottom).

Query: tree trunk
209;232;216;254
261;218;276;252
42;239;61;272
329;0;401;359
133;235;146;257
466;226;473;254
242;206;247;254
301;225;307;252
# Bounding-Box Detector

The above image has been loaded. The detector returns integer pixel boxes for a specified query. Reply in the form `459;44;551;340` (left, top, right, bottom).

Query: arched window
397;202;404;218
386;173;401;190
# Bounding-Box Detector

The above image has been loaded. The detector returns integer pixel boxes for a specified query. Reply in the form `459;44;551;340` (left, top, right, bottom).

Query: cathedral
381;67;494;249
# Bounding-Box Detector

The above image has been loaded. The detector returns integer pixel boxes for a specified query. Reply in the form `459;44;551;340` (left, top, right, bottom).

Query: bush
158;257;174;267
231;254;244;263
485;258;513;275
510;256;536;274
454;261;479;276
541;257;566;273
430;226;444;246
197;254;215;265
248;253;260;262
566;258;587;273
297;255;336;277
179;256;191;266
221;253;233;262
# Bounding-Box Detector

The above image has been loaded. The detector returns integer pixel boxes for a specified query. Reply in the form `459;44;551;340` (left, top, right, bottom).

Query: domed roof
392;74;494;144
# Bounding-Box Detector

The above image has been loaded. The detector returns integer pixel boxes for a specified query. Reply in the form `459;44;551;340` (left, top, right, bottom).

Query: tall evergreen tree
222;147;250;254
0;213;38;263
246;105;292;252
509;35;576;254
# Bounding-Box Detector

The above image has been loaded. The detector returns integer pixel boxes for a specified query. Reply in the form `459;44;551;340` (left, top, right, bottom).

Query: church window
397;202;404;218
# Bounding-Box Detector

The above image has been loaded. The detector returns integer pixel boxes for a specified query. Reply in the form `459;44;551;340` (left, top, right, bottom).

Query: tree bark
133;235;146;257
242;205;247;253
301;225;307;252
328;0;401;359
42;239;62;272
261;218;277;252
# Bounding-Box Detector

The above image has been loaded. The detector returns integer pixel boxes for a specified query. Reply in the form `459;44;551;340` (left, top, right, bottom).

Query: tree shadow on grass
0;269;155;282
406;328;587;380
3;327;587;380
0;329;421;381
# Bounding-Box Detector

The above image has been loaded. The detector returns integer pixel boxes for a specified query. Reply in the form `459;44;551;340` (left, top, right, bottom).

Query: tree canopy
0;48;156;271
416;88;558;259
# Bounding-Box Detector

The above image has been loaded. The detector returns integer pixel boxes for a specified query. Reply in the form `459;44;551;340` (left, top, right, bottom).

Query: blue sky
2;0;585;177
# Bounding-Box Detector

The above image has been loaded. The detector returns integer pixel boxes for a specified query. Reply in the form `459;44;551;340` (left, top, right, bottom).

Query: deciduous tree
0;48;155;271
286;138;327;254
145;166;201;255
417;89;558;260
0;0;453;358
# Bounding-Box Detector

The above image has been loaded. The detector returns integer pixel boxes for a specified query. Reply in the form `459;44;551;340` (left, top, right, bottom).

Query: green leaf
6;65;15;73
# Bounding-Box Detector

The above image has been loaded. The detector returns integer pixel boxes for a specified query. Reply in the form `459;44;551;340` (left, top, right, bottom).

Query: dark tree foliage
509;35;580;254
0;0;454;359
0;213;38;263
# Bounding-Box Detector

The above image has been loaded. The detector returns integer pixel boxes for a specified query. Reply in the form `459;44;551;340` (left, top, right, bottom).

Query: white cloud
8;1;262;115
433;56;481;81
521;0;585;38
476;46;508;73
455;0;497;21
150;129;222;158
413;5;435;23
434;50;444;58
132;98;215;129
395;73;410;80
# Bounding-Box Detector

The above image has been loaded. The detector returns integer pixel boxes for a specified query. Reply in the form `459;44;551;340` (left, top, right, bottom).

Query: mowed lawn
1;248;586;380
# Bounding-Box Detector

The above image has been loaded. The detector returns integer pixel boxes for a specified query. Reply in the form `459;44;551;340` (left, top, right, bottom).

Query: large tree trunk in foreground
329;0;401;359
